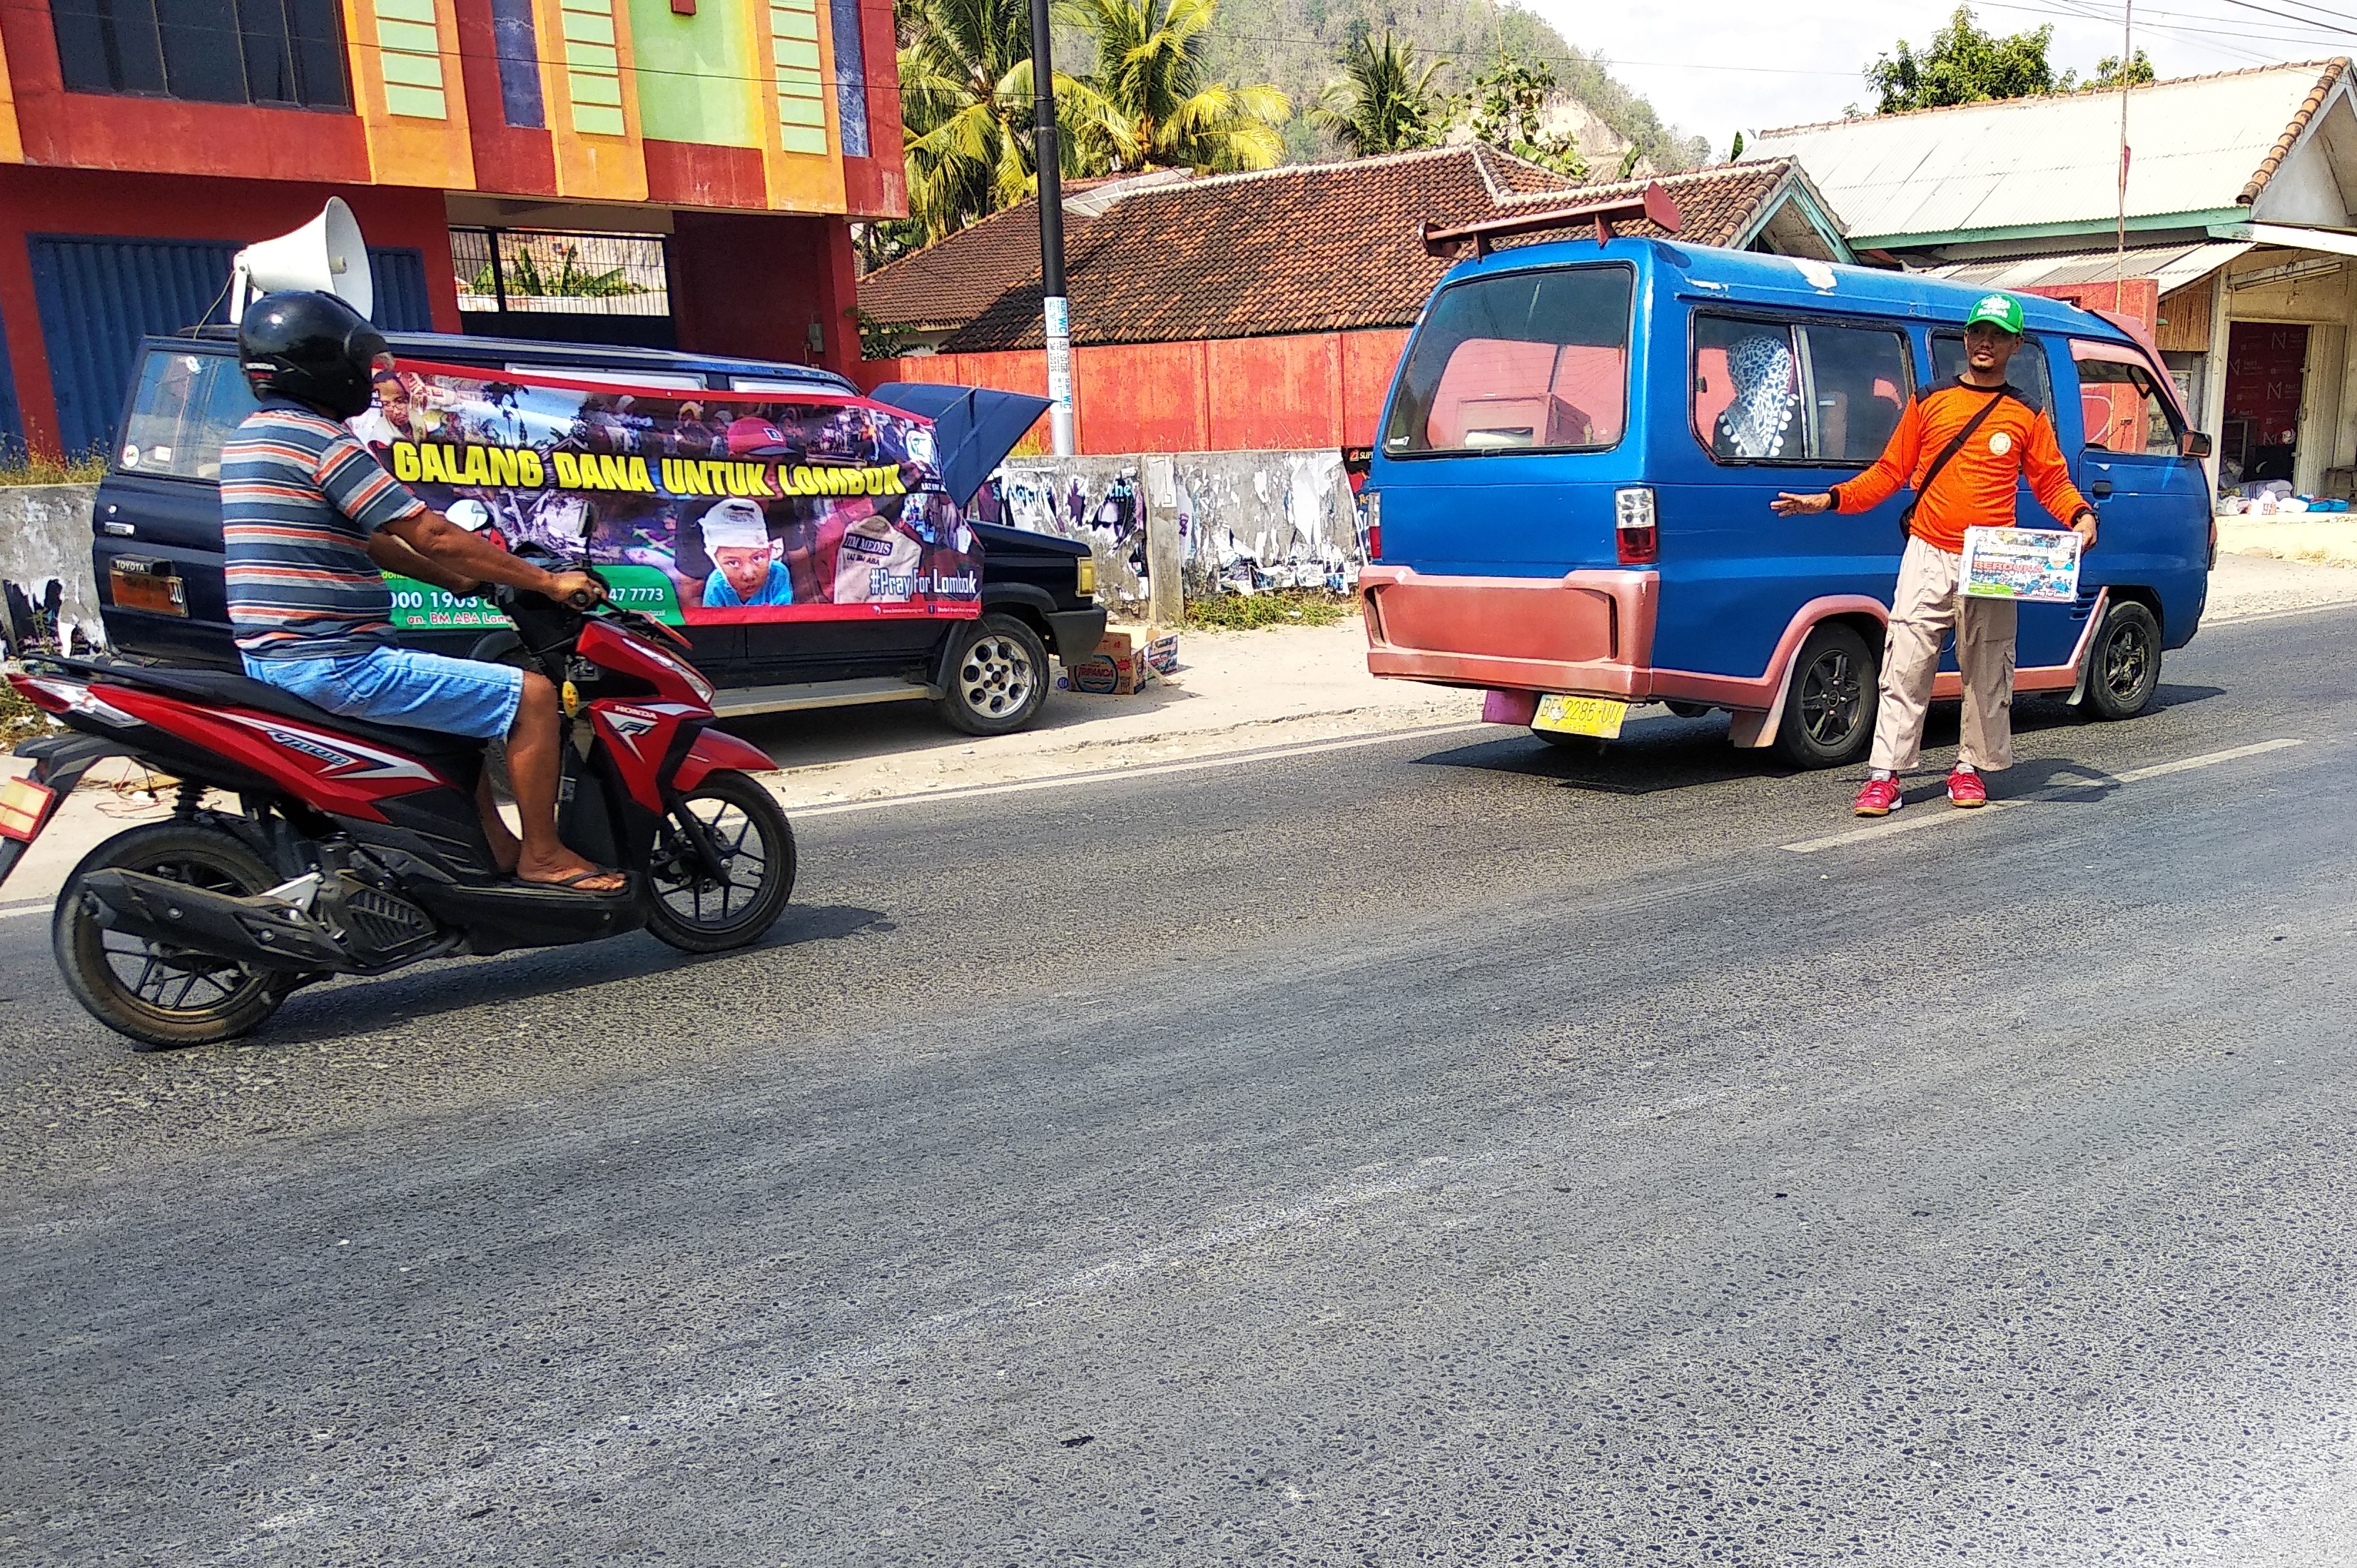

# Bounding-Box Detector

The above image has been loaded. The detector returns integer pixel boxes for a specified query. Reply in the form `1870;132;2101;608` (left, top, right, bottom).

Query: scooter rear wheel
644;770;796;954
54;822;286;1049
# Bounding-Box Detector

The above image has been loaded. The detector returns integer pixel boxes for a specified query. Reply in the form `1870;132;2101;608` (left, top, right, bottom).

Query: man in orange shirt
1773;294;2099;816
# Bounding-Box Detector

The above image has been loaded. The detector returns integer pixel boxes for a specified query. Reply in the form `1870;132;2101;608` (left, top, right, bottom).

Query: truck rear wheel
935;613;1050;736
1774;623;1877;769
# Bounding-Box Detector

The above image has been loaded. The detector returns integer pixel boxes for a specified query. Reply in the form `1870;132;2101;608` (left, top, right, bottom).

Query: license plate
1532;693;1628;738
111;564;187;617
0;775;59;843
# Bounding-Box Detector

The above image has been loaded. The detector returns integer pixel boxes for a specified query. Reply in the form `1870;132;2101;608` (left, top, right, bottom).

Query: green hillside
1187;0;1707;170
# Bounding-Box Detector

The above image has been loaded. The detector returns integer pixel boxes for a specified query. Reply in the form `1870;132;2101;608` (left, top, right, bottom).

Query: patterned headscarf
1721;335;1798;459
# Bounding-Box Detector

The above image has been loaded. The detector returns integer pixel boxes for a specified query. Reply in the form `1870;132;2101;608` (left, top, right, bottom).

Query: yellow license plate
1532;693;1628;738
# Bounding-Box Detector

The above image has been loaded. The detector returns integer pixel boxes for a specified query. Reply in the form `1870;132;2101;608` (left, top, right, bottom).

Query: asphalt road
3;603;2353;1566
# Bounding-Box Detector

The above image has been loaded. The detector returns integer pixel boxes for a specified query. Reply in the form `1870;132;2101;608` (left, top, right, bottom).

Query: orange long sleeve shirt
1830;381;2095;553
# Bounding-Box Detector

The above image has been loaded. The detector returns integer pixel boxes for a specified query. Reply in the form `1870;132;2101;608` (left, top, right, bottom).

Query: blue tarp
868;382;1051;508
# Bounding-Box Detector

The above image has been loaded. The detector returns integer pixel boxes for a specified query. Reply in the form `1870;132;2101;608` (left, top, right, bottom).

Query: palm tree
1312;32;1446;157
1064;0;1289;173
898;0;1123;240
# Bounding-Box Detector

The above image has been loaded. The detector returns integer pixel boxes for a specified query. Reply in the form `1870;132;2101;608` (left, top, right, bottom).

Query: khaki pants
1870;536;2018;773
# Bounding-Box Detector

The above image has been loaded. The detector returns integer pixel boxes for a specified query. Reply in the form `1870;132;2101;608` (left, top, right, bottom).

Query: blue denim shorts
244;645;525;740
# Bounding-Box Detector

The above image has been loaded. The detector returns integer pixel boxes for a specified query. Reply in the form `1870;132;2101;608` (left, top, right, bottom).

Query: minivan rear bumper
1361;565;1660;698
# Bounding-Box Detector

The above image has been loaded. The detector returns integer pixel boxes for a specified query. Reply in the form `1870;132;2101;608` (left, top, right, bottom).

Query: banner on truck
349;361;980;630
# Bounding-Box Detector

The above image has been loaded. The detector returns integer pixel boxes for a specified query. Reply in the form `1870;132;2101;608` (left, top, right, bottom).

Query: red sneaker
1947;766;1988;808
1852;775;1902;817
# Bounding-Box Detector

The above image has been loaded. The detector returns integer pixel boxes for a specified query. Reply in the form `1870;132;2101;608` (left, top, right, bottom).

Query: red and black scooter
0;581;791;1047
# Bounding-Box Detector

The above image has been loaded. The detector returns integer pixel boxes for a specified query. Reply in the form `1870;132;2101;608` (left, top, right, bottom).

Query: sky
1519;0;2357;156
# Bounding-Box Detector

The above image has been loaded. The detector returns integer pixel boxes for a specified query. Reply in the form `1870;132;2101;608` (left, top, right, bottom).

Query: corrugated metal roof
1745;62;2345;245
1923;240;2254;293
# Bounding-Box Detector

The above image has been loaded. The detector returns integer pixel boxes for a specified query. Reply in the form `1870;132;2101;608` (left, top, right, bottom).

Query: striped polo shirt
221;400;426;659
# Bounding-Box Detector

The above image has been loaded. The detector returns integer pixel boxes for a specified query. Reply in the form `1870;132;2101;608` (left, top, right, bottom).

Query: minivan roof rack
1421;183;1684;259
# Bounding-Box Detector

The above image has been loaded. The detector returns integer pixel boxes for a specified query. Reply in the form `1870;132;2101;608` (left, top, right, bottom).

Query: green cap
1966;292;2025;335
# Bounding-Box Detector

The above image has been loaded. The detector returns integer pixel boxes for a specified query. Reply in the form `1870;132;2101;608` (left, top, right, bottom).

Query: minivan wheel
1774;622;1878;769
935;613;1051;736
2080;599;2161;720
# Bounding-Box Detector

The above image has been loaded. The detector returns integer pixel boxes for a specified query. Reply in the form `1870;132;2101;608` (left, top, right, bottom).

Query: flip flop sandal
518;867;627;893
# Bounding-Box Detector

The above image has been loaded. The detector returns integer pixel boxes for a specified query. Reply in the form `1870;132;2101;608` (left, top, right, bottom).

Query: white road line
2111;737;2305;783
1783;737;2306;855
0;902;42;920
783;721;1492;819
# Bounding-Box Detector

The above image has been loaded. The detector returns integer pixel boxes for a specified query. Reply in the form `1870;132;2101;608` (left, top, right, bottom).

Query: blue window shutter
28;234;239;457
0;298;25;461
829;0;871;158
29;235;438;456
367;247;434;331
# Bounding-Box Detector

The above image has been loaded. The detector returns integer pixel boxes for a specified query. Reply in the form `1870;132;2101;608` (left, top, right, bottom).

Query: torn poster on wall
978;449;1365;601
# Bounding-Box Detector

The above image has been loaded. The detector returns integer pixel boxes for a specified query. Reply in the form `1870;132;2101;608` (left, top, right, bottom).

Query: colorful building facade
0;0;906;457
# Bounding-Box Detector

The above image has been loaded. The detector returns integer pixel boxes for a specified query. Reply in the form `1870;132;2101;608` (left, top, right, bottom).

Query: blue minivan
1360;237;2214;766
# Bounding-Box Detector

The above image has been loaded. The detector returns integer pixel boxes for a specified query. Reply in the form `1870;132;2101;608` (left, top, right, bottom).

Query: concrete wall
985;450;1364;611
0;483;101;654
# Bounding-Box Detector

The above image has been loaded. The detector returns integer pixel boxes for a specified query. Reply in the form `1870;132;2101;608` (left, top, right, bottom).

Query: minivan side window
117;351;257;482
1692;315;1912;464
2070;347;2182;457
1931;333;2052;414
1383;265;1634;456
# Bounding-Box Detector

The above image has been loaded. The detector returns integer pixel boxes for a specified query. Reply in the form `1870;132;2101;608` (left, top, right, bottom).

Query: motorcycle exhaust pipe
77;869;356;972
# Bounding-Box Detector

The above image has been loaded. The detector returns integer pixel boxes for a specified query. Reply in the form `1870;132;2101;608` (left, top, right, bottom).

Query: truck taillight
1364;490;1382;561
1615;487;1658;566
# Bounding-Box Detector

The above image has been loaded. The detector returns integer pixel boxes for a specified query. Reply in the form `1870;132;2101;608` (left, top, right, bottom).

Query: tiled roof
862;146;1798;352
858;201;1058;332
2241;57;2350;204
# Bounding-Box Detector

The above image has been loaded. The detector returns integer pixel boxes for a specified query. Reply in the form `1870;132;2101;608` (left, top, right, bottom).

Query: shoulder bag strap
1898;390;2012;542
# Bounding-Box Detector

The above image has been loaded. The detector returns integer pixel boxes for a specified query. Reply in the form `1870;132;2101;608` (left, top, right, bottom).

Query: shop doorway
2221;322;2307;485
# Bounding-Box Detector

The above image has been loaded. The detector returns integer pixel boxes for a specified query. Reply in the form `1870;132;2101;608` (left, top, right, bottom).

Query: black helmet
238;290;386;419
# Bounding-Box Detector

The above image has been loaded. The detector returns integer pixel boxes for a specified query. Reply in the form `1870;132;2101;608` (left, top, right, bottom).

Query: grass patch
0;452;108;487
1182;589;1359;631
1;680;56;752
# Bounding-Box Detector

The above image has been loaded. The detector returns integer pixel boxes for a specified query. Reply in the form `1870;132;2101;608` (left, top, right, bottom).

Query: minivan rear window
117;350;255;482
1384;265;1633;457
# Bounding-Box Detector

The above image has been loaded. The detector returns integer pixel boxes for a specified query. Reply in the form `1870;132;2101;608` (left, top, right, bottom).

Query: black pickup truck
90;330;1103;735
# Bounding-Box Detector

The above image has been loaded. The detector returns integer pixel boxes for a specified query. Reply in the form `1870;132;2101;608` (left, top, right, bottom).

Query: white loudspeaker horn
226;198;372;324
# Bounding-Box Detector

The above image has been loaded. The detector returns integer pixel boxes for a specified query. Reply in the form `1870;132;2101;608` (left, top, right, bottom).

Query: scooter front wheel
644;770;796;954
54;822;286;1049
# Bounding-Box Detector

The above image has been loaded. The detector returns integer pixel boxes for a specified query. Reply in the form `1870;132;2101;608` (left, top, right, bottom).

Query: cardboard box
1059;629;1151;696
1140;631;1180;676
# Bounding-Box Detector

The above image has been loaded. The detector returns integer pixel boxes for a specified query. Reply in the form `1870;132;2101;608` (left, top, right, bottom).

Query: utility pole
1028;0;1076;456
2114;0;2133;306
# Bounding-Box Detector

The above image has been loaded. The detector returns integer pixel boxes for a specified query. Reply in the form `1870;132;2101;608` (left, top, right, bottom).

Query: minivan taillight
1364;489;1382;561
1615;486;1658;566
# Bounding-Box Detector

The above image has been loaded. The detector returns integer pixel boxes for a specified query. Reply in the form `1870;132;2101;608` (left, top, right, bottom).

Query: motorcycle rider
222;291;624;892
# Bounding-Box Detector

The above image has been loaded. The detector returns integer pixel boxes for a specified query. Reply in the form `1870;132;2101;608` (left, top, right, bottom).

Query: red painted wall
1342;330;1410;449
0;1;373;183
858;328;1409;454
1075;342;1207;450
670;212;862;378
0;166;460;456
1206;336;1344;450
